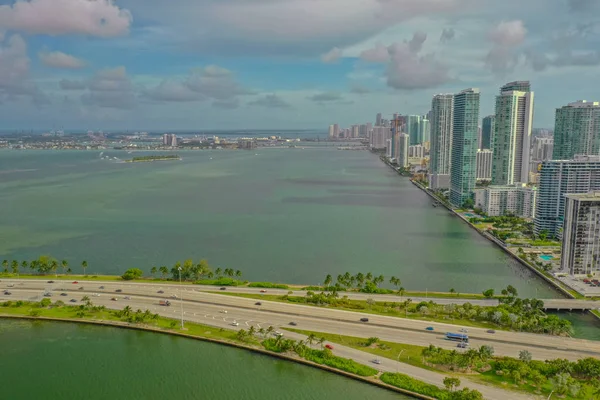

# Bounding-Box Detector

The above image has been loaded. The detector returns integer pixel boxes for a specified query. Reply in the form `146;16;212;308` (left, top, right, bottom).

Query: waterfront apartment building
406;115;422;145
370;126;389;149
561;192;600;276
553;100;600;160
534;156;600;238
450;88;480;207
162;133;177;147
397;133;409;168
409;145;425;159
476;149;493;181
491;81;534;186
473;184;537;218
376;113;382;126
419;118;430;144
429;94;454;189
351;125;360;138
328;125;335;138
481;115;495;150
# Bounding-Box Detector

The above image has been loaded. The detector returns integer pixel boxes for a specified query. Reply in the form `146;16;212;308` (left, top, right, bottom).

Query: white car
459;328;468;333
231;321;239;326
274;331;283;337
93;293;100;297
372;359;381;365
170;295;178;299
219;310;227;314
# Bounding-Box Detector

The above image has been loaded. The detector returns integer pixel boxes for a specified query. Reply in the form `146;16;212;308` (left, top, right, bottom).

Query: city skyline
0;0;598;130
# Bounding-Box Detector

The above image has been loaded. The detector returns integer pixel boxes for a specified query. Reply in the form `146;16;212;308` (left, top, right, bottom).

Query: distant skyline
0;0;599;130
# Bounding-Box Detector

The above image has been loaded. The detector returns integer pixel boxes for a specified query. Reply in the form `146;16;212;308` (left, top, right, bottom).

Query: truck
159;300;171;306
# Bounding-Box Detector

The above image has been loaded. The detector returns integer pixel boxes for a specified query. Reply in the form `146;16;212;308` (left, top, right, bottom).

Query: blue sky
0;0;599;130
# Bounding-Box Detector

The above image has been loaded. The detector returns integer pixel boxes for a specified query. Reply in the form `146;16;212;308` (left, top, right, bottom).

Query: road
1;283;542;400
2;278;600;361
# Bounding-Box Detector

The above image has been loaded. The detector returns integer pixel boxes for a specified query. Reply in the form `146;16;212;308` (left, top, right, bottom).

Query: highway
2;278;600;362
1;282;543;400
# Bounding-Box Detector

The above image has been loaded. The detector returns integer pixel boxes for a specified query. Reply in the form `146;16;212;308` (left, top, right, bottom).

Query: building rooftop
565;192;600;200
564;100;600;108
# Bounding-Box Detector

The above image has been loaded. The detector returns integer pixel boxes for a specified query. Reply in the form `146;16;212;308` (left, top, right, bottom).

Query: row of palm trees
1;257;88;276
147;259;242;282
322;272;403;292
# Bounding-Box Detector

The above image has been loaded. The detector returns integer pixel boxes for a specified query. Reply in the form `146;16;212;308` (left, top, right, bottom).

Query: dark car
70;299;77;303
115;289;122;293
457;342;469;348
60;293;68;296
289;322;297;326
3;291;11;295
426;327;434;331
158;290;164;294
487;329;496;334
255;302;262;306
78;287;84;290
220;287;227;291
47;280;54;283
360;317;369;322
99;286;105;289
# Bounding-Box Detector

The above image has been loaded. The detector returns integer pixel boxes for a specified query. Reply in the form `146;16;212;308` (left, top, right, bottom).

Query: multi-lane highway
2;278;600;362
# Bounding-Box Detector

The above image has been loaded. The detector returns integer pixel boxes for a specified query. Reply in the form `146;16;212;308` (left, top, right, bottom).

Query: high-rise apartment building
429;94;454;189
481;115;495;150
553;100;600;160
561;192;600;276
408;145;425;159
366;123;372;138
397;133;409;168
376;113;382;126
370;126;388;149
450;88;480;207
351;125;360;138
419;118;430;144
532;137;554;161
406;115;422;145
333;124;340;138
534;156;600;238
491;81;534;185
328;125;335;138
476;149;493;181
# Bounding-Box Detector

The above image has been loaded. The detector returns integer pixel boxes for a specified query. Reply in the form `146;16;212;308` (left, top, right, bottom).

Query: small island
126;154;181;163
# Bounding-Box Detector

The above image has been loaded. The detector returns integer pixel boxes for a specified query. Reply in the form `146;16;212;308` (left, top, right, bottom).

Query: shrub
194;277;244;286
121;268;143;281
248;282;289;289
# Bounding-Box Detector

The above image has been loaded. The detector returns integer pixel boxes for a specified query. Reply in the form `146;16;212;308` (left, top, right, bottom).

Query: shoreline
378;155;574;300
0;314;433;400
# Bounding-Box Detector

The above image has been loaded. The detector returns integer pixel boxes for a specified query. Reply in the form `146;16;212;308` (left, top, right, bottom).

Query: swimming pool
464;213;475;217
539;255;554;261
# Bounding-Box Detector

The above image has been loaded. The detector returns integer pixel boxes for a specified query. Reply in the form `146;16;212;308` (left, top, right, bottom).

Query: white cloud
39;50;86;69
489;20;527;47
485;20;527;74
0;0;132;37
321;47;342;63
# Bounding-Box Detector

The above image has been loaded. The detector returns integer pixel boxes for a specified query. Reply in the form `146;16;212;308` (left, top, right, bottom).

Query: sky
0;0;599;131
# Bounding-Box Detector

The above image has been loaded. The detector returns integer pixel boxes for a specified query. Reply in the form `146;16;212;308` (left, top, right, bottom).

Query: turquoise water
0;319;406;400
539;255;554;261
0;148;558;297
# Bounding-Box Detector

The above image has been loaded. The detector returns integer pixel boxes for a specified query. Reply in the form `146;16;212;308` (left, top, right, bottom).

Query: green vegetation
128;154;180;162
422;345;600;399
195;277;245;286
121;268;143;281
381;373;483;400
248;282;289;289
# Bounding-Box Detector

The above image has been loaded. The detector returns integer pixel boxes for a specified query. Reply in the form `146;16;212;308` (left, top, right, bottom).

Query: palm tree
215;267;222;277
67;267;72;274
306;333;317;346
266;326;274;336
150;266;157;277
81;260;88;275
258;327;265;338
61;260;68;275
21;261;27;273
51;260;58;277
365;272;373;282
449;288;456;296
122;305;133;317
318;337;326;349
11;260;19;274
235;270;242;278
1;260;7;271
324;274;332;287
248;325;256;336
159;266;168;279
81;295;90;302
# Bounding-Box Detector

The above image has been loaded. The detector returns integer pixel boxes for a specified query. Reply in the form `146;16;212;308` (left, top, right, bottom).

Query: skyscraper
450;88;480;207
406;115;421;145
419;118;430;143
376;113;382;126
534;156;600;238
333;124;340;138
397;133;409;168
481;115;495;150
491;81;534;185
476;149;493;181
429;94;454;189
351;125;360;138
561;192;600;276
328;125;335;138
553;100;600;160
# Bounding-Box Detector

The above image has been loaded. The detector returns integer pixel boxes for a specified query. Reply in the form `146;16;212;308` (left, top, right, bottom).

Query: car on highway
260;290;267;293
115;289;122;293
60;293;68;296
487;329;496;334
255;302;262;306
93;293;100;297
78;287;84;290
457;342;469;348
220;310;227;314
274;331;283;337
72;281;78;284
459;328;468;333
70;299;77;302
325;344;333;350
7;283;14;287
99;286;105;289
425;327;434;331
111;297;118;301
289;322;297;326
124;296;131;300
220;287;227;291
170;295;178;299
43;292;52;297
47;280;54;283
157;290;164;294
3;291;11;295
360;317;369;322
372;359;381;365
231;321;239;326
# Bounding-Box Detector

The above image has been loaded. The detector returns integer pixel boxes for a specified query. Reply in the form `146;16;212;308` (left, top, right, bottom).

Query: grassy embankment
286;329;598;400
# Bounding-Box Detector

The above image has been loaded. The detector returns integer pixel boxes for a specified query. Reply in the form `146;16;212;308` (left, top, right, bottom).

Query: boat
432;202;438;207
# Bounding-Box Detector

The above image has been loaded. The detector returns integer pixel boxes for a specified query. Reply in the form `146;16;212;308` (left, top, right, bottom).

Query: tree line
2;256;88;275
